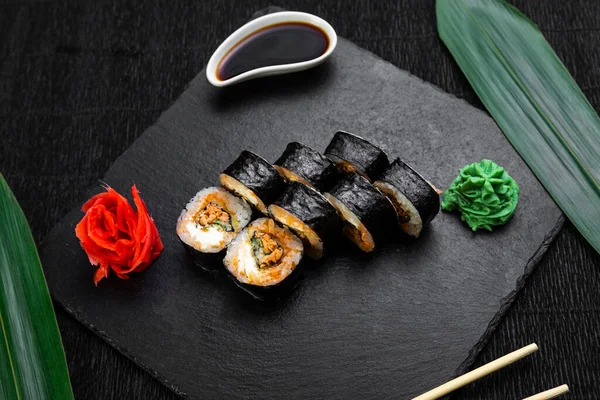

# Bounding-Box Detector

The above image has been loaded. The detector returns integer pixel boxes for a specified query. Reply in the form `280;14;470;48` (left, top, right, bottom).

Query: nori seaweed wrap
227;263;305;301
224;218;304;301
268;181;340;260
180;241;223;273
374;158;440;237
219;150;286;215
325;172;397;252
324;131;389;181
274;142;341;192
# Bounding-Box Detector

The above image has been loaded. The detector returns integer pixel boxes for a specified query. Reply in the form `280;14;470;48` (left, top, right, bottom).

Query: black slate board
40;38;562;399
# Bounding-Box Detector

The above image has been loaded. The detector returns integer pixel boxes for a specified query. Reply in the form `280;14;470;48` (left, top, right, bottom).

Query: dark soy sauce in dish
217;22;329;81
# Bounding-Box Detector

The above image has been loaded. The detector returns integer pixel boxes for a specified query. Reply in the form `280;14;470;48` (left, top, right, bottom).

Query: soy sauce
217;22;329;81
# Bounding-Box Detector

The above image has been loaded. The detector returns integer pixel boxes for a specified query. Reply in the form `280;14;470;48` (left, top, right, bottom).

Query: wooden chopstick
412;343;539;400
522;384;569;400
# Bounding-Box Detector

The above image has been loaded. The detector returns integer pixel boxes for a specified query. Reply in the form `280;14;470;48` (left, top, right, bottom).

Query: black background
1;1;599;399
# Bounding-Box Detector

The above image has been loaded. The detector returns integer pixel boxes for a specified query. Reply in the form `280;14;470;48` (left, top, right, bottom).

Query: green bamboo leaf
437;0;600;254
0;175;73;400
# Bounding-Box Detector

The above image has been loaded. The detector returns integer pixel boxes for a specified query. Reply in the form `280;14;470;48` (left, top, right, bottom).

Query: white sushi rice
325;193;375;252
224;218;303;286
219;173;268;215
374;181;422;237
176;187;252;253
268;204;324;260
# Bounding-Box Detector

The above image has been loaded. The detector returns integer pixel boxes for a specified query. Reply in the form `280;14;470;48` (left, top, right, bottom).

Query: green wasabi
442;159;520;231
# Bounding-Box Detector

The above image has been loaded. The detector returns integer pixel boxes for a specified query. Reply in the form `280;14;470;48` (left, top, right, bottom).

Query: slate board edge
49;215;566;399
55;299;189;396
39;35;566;398
454;214;565;376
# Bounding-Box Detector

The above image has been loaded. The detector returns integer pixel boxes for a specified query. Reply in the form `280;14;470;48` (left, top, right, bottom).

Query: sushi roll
274;142;341;192
374;158;440;237
325;172;397;253
224;218;304;300
324;131;389;181
268;181;339;260
176;187;252;270
219;150;286;215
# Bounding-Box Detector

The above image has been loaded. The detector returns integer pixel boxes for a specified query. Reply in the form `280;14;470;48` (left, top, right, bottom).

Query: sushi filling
251;231;284;269
375;181;423;237
196;202;233;232
325;194;375;253
219;173;268;214
273;165;313;189
268;204;324;260
176;187;252;253
224;218;303;287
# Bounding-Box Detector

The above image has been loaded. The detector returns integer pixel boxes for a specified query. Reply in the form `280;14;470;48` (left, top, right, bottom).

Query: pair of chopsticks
412;343;569;400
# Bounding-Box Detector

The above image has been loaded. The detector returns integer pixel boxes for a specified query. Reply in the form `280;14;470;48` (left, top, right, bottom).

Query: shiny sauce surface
217;22;329;81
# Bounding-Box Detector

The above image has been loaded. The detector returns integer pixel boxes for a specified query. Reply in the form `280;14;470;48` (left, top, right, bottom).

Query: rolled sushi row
176;151;305;299
176;131;441;299
322;132;440;240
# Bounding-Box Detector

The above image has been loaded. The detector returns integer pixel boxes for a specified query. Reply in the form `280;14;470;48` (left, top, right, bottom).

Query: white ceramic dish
206;11;337;87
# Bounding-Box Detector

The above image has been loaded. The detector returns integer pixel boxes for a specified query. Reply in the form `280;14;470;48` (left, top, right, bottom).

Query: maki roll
224;218;304;300
324;131;389;181
325;172;397;252
219;150;286;215
274;142;341;192
176;187;252;269
374;158;440;237
268;181;339;260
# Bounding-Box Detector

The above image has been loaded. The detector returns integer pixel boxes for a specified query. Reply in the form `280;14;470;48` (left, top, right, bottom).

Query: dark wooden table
1;1;599;398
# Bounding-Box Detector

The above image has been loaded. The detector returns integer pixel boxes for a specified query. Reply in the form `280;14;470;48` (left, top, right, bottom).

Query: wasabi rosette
441;159;520;231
